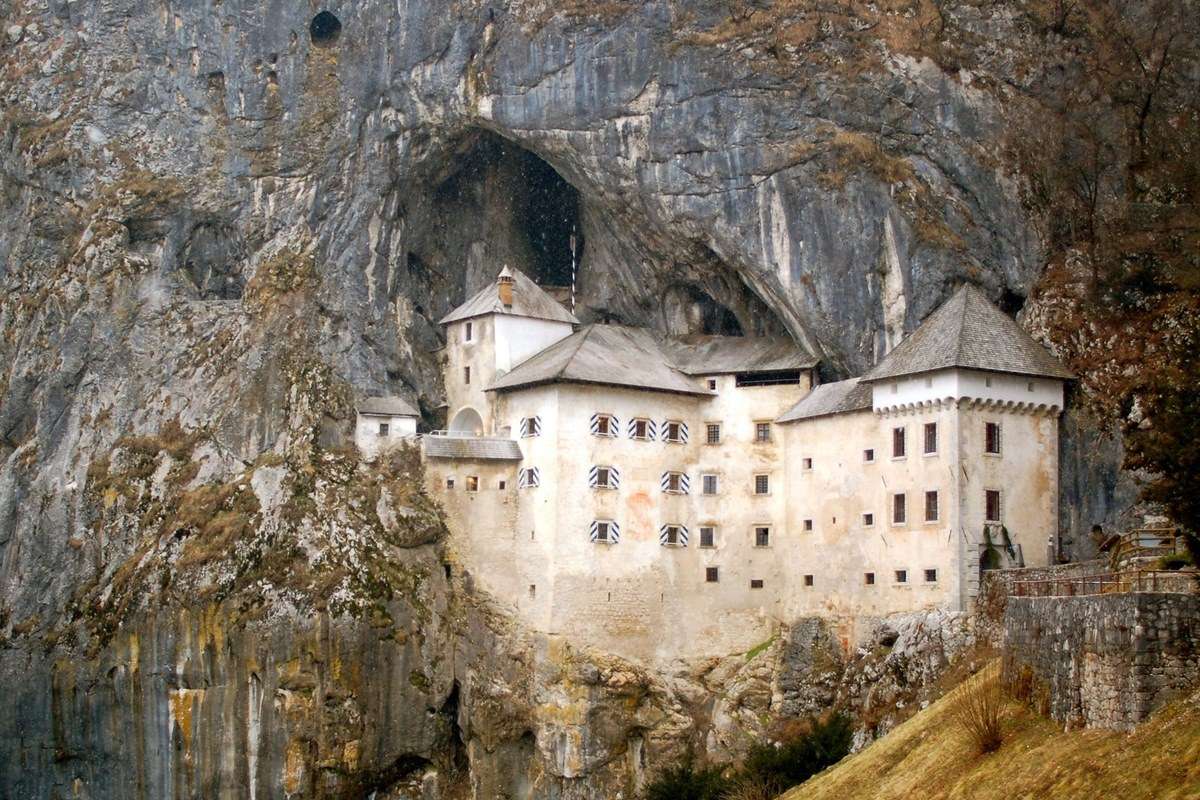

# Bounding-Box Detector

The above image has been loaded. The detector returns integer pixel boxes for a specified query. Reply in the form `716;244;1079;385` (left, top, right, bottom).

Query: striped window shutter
590;520;621;543
520;416;541;438
647;419;658;440
609;466;621;489
518;467;540;489
589;465;623;489
590;414;618;436
659;524;689;546
660;472;689;494
627;418;659;440
662;420;689;443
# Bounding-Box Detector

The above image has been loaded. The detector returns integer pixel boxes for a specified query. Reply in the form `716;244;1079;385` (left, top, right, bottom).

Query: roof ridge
953;284;972;366
553;323;594;380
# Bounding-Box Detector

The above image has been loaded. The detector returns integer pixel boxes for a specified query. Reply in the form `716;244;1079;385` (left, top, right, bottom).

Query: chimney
497;266;515;308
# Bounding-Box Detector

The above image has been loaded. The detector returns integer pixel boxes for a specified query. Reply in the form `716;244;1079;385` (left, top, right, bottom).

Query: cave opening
309;11;342;46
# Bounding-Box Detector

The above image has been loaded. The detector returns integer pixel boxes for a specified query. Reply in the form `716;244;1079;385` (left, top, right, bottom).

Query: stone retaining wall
1002;590;1200;729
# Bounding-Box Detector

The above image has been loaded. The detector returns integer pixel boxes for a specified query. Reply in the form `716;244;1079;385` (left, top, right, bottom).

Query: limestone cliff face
0;0;1164;796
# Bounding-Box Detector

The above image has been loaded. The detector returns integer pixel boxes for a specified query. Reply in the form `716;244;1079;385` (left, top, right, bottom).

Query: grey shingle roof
358;396;419;417
422;436;523;460
860;285;1074;382
777;378;873;423
489;324;710;396
663;335;817;375
440;268;579;325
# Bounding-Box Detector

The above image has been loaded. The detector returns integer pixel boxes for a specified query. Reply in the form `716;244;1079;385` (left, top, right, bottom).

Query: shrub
643;753;728;800
1155;552;1193;571
950;664;1006;755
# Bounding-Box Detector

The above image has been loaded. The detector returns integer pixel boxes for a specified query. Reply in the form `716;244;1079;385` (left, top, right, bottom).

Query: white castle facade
360;268;1072;662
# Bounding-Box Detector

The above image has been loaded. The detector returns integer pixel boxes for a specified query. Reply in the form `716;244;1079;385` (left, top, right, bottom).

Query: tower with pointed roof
439;267;578;436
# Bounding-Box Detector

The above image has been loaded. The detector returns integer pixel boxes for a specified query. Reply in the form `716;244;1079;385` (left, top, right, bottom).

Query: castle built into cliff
357;268;1072;660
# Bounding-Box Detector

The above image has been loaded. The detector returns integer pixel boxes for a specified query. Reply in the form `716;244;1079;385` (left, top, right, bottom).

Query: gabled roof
423;436;523;460
488;324;711;396
663;335;817;375
860;285;1074;382
440;268;579;325
777;378;872;423
358;396;419;417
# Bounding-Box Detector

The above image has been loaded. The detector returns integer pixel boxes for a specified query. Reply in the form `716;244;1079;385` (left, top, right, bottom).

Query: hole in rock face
309;11;342;46
997;287;1026;316
663;284;744;336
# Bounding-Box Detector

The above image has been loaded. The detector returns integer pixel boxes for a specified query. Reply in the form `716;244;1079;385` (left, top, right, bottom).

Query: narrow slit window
803;519;813;532
892;427;906;458
985;422;1002;455
924;422;937;454
802;457;813;470
892;493;907;525
464;321;473;342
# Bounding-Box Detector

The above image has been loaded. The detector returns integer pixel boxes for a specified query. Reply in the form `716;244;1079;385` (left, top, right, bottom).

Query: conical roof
861;285;1073;382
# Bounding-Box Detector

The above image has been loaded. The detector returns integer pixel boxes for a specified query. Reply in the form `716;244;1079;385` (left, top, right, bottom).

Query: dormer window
590;413;618;437
663;420;688;444
464;321;473;342
661;471;689;494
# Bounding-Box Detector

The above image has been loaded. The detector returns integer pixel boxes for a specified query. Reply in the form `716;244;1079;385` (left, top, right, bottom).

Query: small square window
892;427;906;458
498;479;507;490
754;474;770;495
754;526;770;547
464;321;473;342
802;457;813;470
664;421;685;443
595;415;613;436
702;474;719;495
750;579;764;589
892;493;907;524
707;378;718;392
706;566;720;583
923;422;937;455
445;477;455;490
863;512;874;527
925;568;938;583
755;422;772;443
463;366;471;384
895;569;908;584
925;490;939;522
803;519;813;532
864;572;876;586
378;422;390;437
466;476;479;492
803;574;814;587
699;526;715;547
706;423;721;444
632;419;650;440
863;448;875;463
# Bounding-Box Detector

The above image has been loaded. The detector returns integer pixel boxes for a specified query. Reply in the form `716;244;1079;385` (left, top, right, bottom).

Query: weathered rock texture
1003;587;1200;730
2;0;1194;796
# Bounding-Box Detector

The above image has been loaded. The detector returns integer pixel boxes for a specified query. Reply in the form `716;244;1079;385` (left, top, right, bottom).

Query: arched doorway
449;407;484;436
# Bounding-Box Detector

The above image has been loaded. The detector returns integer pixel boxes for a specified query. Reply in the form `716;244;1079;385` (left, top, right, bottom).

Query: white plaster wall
494;315;574;372
444;316;500;434
873;368;1064;412
355;413;417;459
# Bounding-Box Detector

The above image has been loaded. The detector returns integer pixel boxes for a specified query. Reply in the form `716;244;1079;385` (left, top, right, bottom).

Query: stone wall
1002;589;1200;730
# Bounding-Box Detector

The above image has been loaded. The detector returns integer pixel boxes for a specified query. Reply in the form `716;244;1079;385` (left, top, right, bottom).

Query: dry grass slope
783;664;1200;800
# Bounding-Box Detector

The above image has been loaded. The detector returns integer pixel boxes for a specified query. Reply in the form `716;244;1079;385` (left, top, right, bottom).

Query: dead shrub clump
950;663;1006;755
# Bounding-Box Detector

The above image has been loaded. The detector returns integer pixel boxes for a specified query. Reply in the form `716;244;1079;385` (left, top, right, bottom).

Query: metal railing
1011;569;1198;597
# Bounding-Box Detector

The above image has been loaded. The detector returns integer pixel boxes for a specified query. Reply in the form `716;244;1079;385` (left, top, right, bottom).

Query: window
925;490;939;522
985;422;1002;455
924;422;937;454
925;568;938;583
754;474;770;495
378;422;390;437
803;519;813;532
660;524;688;546
803;574;814;587
663;420;688;443
464;321;473;342
802;457;813;470
895;569;908;584
498;479;507;490
466;476;479;492
892;493;907;524
590;465;620;490
755;422;772;443
863;512;874;527
591;413;618;437
863;448;875;463
1027;381;1035;392
754;526;770;547
629;418;654;440
661;471;689;494
864;572;876;586
707;378;718;392
519;416;542;438
445;477;455;490
925;376;933;388
986;489;1002;523
702;474;719;495
518;467;540;489
985;376;993;387
892;427;906;458
591;520;619;543
463;366;471;384
750;579;764;589
705;567;719;583
706;423;721;444
699;526;716;547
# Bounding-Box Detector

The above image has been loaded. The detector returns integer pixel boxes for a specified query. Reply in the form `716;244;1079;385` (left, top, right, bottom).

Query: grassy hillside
783;666;1200;800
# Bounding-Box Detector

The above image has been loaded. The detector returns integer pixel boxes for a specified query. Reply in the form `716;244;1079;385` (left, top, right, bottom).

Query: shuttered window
628;418;656;441
519;416;542;438
590;520;620;543
517;467;540;489
659;524;688;547
590;413;618;437
588;465;621;490
661;471;690;494
662;420;688;444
